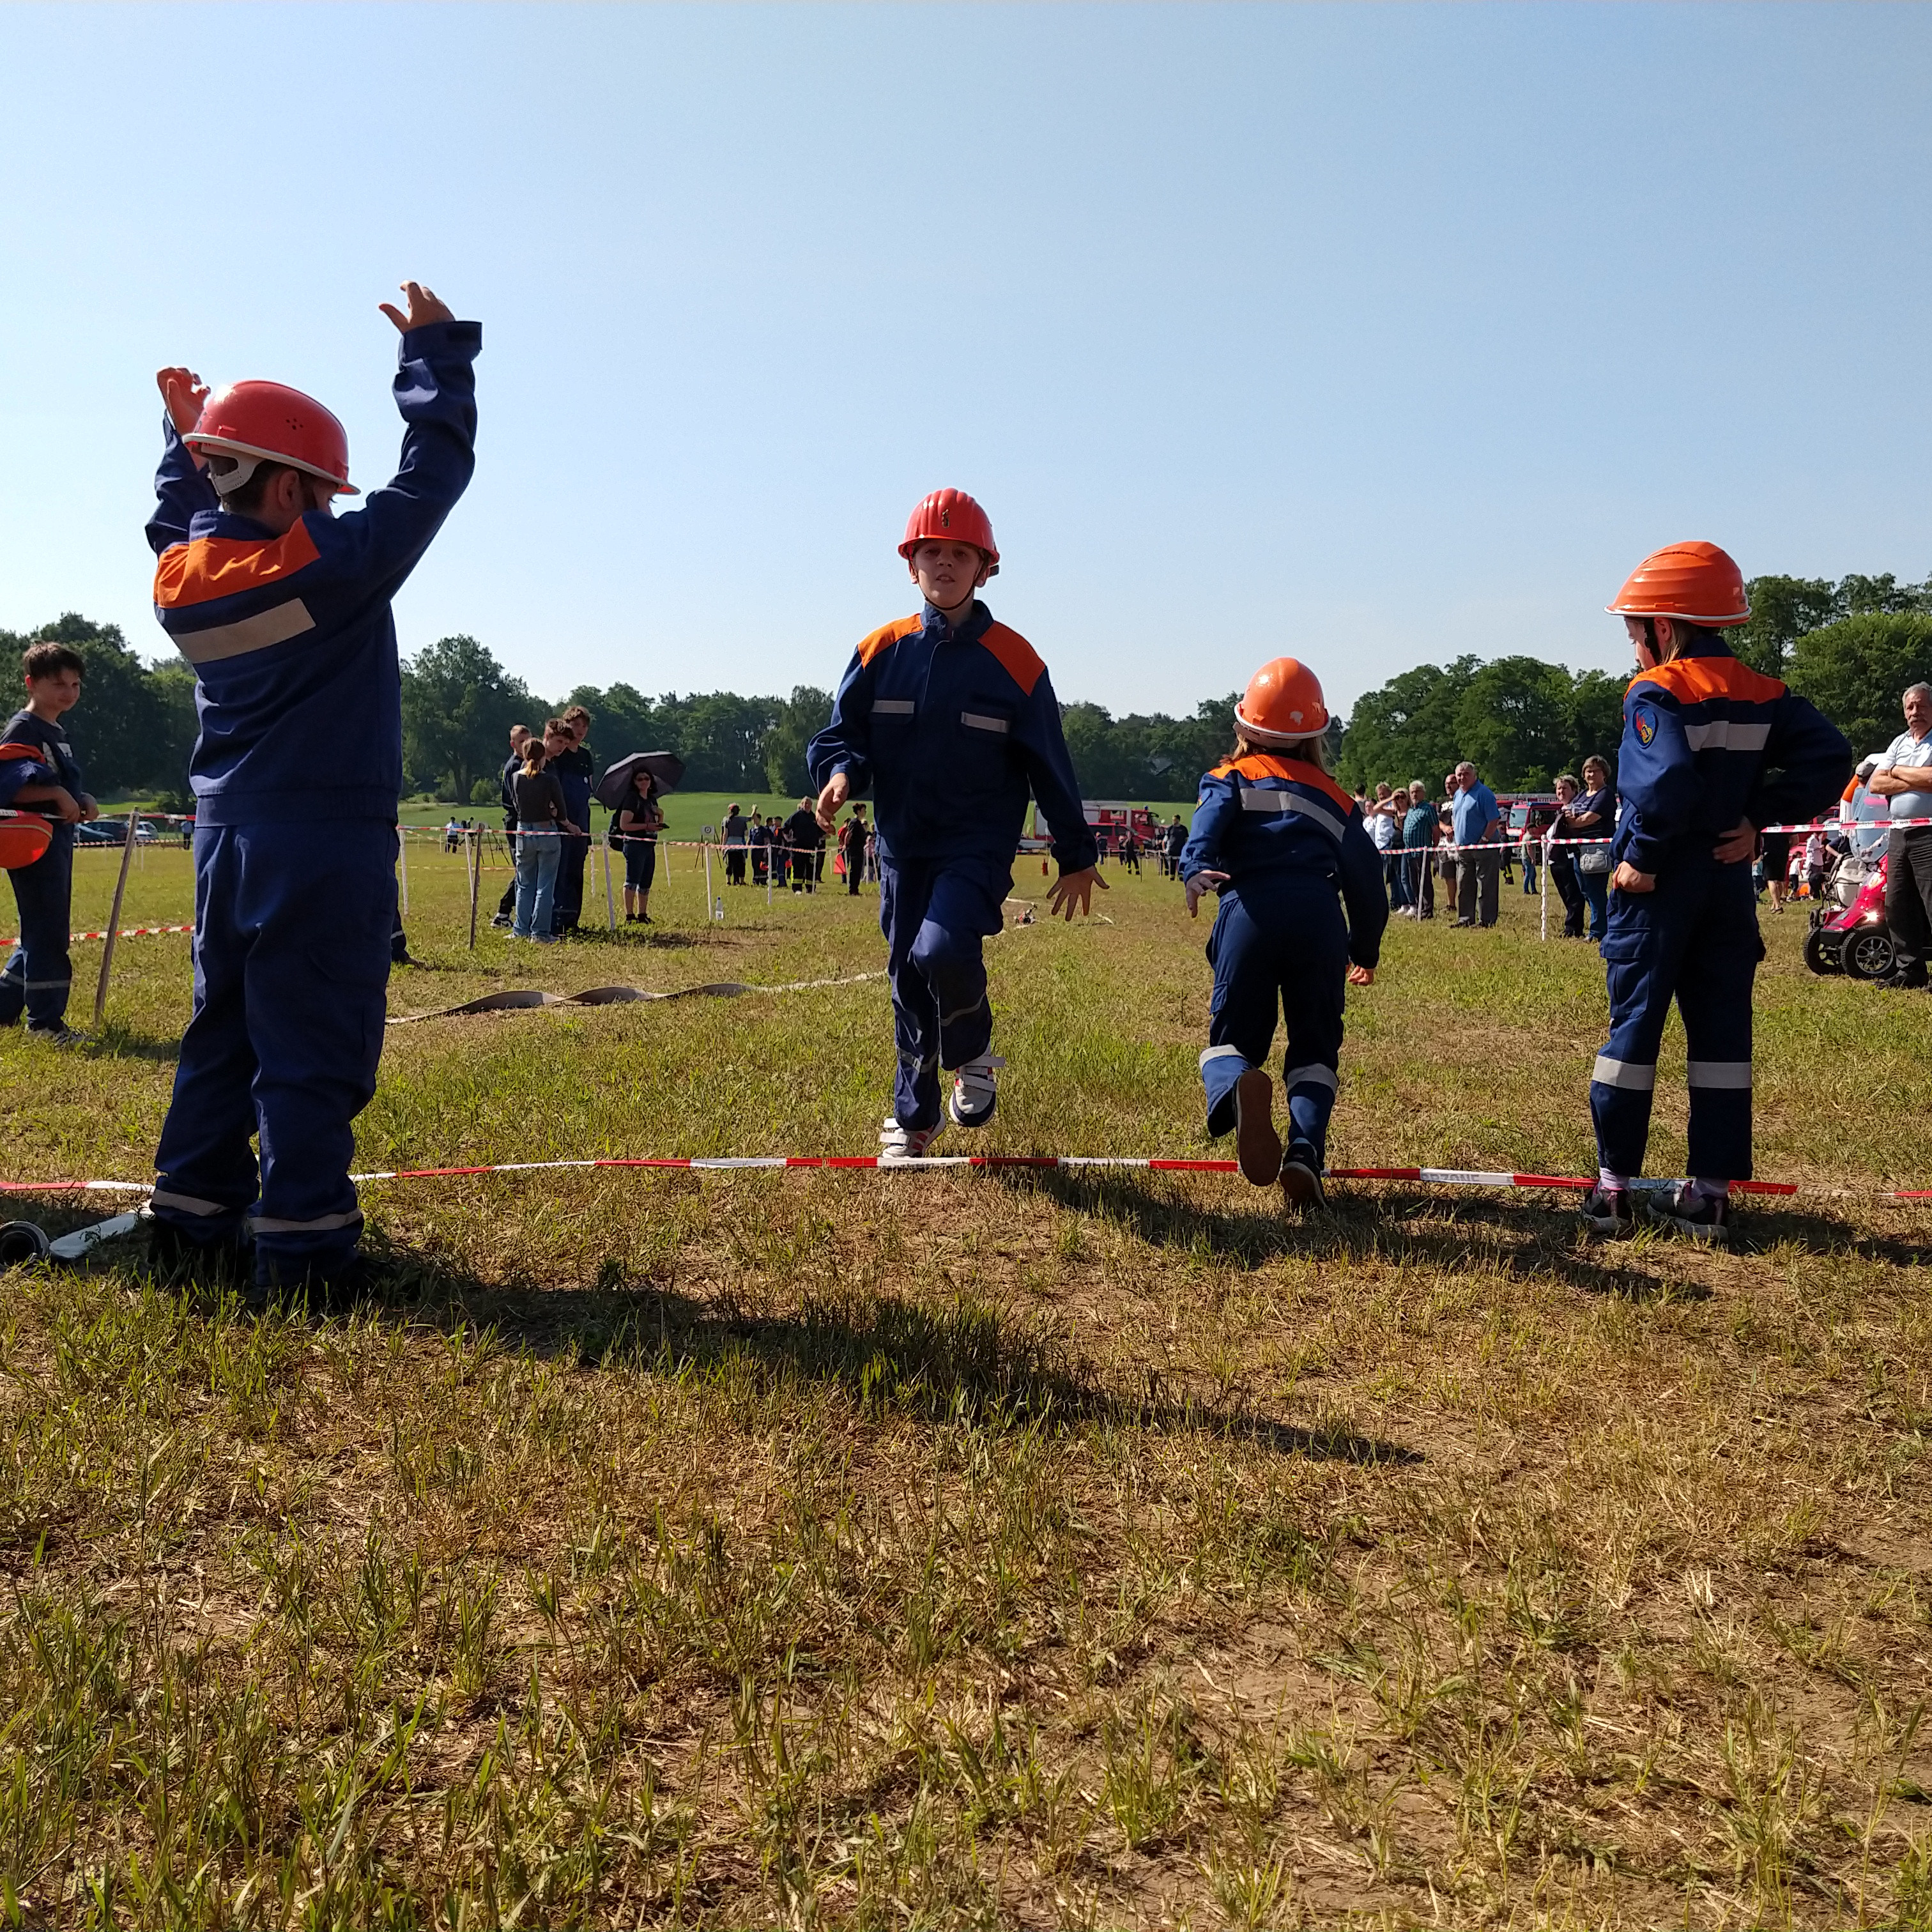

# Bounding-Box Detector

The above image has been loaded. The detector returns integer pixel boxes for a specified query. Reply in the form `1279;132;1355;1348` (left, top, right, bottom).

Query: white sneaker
880;1116;946;1160
948;1055;1006;1128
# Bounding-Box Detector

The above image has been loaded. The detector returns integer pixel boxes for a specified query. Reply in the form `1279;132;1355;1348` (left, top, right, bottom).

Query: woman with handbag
1565;754;1615;941
1547;774;1590;936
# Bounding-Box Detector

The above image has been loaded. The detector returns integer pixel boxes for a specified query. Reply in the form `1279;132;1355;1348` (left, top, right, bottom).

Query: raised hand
378;281;457;334
156;367;208;435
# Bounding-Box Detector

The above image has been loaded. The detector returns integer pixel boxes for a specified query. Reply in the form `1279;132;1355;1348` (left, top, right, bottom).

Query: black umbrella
595;750;687;809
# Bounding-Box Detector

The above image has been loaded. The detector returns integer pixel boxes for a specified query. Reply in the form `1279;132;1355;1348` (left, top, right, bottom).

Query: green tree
401;635;536;802
1786;612;1932;757
1335;658;1480;792
0;613;164;795
1735;576;1841;678
1452;656;1574;792
1565;670;1625;782
760;687;831;797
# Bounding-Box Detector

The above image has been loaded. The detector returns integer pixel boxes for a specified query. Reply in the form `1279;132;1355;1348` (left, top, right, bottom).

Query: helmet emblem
940;509;950;528
1290;710;1303;724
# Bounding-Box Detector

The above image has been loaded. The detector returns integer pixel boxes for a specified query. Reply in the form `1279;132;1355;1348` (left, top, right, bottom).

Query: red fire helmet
898;489;999;574
185;381;358;495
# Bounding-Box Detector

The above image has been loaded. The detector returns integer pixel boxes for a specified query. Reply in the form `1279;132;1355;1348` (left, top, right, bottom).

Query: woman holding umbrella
596;750;685;926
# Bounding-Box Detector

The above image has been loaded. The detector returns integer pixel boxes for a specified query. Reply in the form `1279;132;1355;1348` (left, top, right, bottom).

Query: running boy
808;489;1103;1154
0;641;101;1041
1180;658;1386;1206
144;281;479;1290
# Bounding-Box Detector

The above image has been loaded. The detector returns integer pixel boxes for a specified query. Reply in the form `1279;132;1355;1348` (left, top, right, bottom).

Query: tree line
7;567;1929;807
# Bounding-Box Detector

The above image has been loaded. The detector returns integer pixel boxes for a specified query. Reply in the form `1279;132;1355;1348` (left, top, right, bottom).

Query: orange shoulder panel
977;622;1046;698
855;614;923;668
1629;654;1786;707
153;522;323;611
1227;754;1356;813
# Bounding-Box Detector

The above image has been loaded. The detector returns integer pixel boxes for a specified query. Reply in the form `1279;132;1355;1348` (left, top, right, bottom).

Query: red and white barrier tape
0;922;194;949
4;1158;1886;1199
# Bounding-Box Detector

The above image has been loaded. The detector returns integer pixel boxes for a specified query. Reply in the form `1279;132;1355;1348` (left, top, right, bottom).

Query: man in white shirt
1867;682;1932;989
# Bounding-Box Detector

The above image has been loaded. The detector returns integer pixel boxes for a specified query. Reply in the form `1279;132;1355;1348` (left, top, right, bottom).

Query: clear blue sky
3;4;1928;719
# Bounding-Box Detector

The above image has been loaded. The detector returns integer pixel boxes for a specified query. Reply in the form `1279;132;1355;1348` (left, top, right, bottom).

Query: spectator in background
1548;772;1588;937
840;802;869;894
722;803;747;884
548;706;595;935
1450;762;1503;927
1867;682;1932;990
1365;782;1402;907
617;770;664;923
1119;825;1142;875
1438;772;1459;902
1400;779;1436;919
490;723;530;928
749;811;772;886
1164;813;1187;879
784;795;823;892
510;730;577;943
1565;754;1614;942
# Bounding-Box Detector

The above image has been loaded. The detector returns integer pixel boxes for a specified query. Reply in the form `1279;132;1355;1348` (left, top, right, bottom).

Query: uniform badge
1632;705;1657;747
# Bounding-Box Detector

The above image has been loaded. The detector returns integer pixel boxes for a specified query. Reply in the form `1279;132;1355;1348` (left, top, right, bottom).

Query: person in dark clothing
749;813;772;885
1163;814;1187;880
491;723;530;926
785;798;824;891
0;641;101;1042
1547;772;1589;938
841;803;869;894
617;772;664;923
510;733;576;940
722;804;747;885
548;707;595;934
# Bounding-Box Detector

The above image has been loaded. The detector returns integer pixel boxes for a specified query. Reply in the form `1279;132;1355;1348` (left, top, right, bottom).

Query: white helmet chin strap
204;451;263;500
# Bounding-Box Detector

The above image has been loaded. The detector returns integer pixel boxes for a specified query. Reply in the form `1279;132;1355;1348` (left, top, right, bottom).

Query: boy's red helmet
899;489;999;575
0;793;52;873
1607;541;1749;627
185;381;358;495
1235;658;1330;743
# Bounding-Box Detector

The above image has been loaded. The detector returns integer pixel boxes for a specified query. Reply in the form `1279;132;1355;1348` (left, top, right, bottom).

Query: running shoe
880;1117;946;1160
26;1023;86;1048
1280;1140;1326;1209
1233;1068;1282;1185
1578;1184;1635;1239
947;1055;1006;1128
1644;1183;1731;1246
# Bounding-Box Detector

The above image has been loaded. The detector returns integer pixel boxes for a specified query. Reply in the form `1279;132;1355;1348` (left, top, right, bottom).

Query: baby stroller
1804;849;1893;978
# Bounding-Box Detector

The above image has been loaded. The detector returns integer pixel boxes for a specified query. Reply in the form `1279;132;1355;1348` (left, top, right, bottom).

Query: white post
604;831;617;931
1539;827;1551;942
397;824;410;916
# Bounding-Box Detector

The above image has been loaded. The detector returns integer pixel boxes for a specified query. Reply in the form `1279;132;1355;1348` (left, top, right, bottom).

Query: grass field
3;843;1931;1928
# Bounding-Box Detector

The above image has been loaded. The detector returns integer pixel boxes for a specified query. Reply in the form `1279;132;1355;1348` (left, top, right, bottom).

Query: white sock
1688;1176;1731;1204
1599;1167;1632;1192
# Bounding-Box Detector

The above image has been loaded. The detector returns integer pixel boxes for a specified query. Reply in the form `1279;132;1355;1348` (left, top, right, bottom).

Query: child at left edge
1179;657;1388;1206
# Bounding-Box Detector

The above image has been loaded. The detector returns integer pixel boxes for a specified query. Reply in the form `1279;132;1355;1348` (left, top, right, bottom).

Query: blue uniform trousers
1;828;73;1029
151;820;395;1282
1590;859;1759;1181
1199;887;1347;1160
879;854;1009;1129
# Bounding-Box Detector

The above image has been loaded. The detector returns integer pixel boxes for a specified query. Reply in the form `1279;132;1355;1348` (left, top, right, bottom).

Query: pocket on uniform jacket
956;701;1016;778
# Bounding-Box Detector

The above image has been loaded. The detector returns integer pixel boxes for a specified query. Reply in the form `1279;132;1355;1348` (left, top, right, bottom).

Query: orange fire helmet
899;489;999;574
1606;541;1749;627
0;809;52;872
1234;659;1330;744
185;380;358;499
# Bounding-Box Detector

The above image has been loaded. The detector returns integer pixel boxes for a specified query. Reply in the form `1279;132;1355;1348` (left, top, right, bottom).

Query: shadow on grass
89;1025;181;1065
145;1234;1409;1466
993;1169;1724;1303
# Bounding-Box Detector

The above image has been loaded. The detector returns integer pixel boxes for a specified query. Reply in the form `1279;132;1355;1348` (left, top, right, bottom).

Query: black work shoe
1579;1184;1635;1239
144;1217;253;1288
1644;1183;1731;1246
1279;1142;1326;1209
1234;1068;1282;1186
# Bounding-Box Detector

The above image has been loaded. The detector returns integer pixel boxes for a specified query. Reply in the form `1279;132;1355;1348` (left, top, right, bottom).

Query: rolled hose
0;1220;53;1265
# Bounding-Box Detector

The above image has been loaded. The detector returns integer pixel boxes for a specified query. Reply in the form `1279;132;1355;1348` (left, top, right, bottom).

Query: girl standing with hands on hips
1179;659;1387;1208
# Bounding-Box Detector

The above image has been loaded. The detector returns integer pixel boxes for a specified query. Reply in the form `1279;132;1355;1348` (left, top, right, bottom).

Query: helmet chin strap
205;452;263;500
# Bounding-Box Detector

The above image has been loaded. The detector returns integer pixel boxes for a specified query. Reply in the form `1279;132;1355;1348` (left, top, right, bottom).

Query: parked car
77;816;160;845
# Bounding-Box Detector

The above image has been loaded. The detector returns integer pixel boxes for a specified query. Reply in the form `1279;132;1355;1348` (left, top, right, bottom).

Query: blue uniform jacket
0;710;79;822
144;319;480;827
1613;640;1850;877
1180;753;1389;970
806;601;1100;872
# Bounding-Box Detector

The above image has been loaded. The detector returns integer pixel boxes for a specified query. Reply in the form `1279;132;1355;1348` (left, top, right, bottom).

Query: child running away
1180;659;1386;1207
808;489;1105;1157
144;281;480;1295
